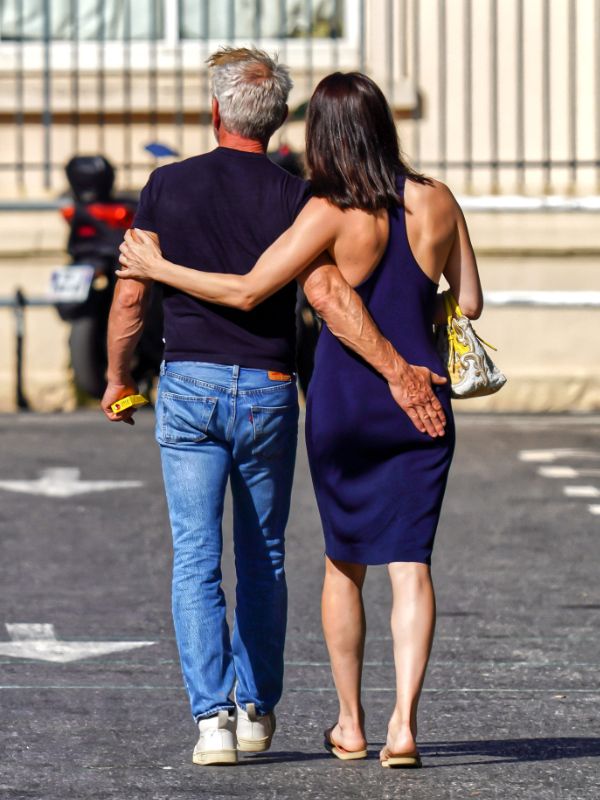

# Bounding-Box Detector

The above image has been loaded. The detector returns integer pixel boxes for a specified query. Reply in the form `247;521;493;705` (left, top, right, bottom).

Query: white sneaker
193;709;238;766
236;703;276;753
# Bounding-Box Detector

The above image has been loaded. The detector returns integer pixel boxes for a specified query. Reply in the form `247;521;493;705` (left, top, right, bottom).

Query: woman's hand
116;228;163;280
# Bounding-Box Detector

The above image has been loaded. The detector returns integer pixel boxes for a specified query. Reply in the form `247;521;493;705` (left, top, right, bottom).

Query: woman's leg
321;556;368;751
383;562;436;757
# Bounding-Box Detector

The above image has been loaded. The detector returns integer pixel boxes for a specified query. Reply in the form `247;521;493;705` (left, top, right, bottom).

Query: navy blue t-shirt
133;146;311;371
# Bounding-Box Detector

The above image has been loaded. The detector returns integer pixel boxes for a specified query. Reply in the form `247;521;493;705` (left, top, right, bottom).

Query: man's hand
101;379;139;426
388;364;447;437
102;233;155;427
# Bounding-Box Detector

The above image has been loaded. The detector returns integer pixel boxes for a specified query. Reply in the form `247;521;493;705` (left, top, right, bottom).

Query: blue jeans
156;361;298;721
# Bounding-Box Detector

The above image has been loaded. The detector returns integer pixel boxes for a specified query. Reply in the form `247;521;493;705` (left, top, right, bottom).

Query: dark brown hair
305;72;430;211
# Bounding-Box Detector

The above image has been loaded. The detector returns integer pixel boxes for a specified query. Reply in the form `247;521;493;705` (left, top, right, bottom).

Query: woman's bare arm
405;179;483;324
441;201;483;319
117;197;341;308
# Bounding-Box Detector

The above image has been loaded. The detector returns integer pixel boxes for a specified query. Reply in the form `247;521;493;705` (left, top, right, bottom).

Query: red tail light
60;203;134;229
88;203;135;229
76;225;98;238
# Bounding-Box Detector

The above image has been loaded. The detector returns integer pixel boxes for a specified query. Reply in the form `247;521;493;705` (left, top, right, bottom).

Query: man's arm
101;232;157;424
298;257;447;438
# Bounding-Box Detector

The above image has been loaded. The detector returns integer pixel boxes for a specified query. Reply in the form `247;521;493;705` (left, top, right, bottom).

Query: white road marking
0;624;154;664
485;290;600;308
519;449;600;463
0;468;142;498
538;466;579;478
538;466;600;478
563;486;600;498
588;505;600;516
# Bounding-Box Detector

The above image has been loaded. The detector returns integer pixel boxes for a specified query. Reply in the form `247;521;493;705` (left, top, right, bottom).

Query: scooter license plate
47;265;95;303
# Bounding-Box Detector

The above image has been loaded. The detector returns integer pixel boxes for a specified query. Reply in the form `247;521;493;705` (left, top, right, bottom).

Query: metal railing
1;0;600;196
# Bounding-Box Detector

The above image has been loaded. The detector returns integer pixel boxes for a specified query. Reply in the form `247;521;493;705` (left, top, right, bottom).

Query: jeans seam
238;384;296;396
226;386;237;442
163;371;232;394
161;392;219;403
164;372;296;396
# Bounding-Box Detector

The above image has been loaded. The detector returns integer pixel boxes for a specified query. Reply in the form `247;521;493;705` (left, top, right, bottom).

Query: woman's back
324;176;461;293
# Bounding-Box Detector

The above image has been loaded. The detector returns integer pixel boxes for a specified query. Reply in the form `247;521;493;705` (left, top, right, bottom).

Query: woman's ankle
386;712;417;752
338;710;364;732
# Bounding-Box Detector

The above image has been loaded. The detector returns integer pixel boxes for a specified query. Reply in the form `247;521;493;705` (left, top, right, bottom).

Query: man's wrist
383;350;410;385
106;373;134;387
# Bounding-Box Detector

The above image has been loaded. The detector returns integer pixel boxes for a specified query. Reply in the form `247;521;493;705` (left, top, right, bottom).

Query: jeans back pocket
159;392;218;445
251;404;299;460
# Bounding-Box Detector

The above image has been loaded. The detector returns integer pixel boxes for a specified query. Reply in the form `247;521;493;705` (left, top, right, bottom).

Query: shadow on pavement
415;737;600;767
235;738;600;767
239;750;332;766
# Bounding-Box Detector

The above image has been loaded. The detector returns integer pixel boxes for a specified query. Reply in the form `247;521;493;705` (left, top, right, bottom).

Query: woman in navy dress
118;73;483;766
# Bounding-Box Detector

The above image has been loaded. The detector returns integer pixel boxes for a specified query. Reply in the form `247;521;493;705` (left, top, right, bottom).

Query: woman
117;72;483;767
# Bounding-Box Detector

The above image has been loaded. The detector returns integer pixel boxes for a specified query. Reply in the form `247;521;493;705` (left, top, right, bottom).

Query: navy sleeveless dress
305;175;455;565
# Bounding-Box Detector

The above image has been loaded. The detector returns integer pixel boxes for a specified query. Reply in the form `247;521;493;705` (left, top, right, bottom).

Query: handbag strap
443;290;498;352
443;290;463;322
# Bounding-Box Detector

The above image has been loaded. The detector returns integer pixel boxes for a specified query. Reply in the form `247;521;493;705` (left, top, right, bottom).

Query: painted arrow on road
0;468;143;497
0;624;155;664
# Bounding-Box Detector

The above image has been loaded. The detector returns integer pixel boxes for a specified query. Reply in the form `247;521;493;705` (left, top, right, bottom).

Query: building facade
1;0;598;198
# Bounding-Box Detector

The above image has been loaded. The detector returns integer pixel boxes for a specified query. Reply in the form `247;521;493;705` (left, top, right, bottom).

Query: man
101;47;446;766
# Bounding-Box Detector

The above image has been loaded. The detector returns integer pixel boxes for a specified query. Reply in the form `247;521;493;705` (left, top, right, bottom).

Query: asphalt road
0;411;599;800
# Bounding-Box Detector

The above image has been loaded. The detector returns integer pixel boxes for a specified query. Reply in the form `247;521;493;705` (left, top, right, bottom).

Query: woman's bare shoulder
294;196;345;229
286;196;345;246
405;177;459;216
404;177;460;240
303;195;345;217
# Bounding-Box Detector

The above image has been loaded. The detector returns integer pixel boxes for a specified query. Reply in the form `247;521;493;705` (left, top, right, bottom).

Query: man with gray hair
102;47;445;765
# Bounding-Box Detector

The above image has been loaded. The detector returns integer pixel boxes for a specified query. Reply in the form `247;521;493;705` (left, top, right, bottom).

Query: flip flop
324;727;368;761
380;748;422;769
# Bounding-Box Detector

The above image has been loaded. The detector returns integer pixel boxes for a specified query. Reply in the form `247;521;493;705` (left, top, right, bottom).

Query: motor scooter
50;155;163;399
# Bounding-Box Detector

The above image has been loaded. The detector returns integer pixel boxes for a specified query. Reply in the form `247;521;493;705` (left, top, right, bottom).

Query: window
0;0;165;41
180;0;344;40
0;0;343;42
0;0;357;72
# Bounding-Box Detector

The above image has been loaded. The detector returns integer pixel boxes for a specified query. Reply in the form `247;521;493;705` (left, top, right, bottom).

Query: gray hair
208;47;293;142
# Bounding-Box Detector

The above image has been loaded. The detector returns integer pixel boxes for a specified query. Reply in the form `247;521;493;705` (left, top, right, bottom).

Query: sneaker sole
193;749;238;766
237;736;273;753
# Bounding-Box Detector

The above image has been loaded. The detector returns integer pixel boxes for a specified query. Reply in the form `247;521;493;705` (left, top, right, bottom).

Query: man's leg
230;374;299;716
156;366;235;721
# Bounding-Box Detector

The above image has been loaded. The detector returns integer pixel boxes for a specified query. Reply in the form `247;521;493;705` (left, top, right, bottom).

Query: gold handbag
435;292;507;399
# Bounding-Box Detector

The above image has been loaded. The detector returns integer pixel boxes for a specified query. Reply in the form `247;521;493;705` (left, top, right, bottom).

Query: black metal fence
1;0;599;195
